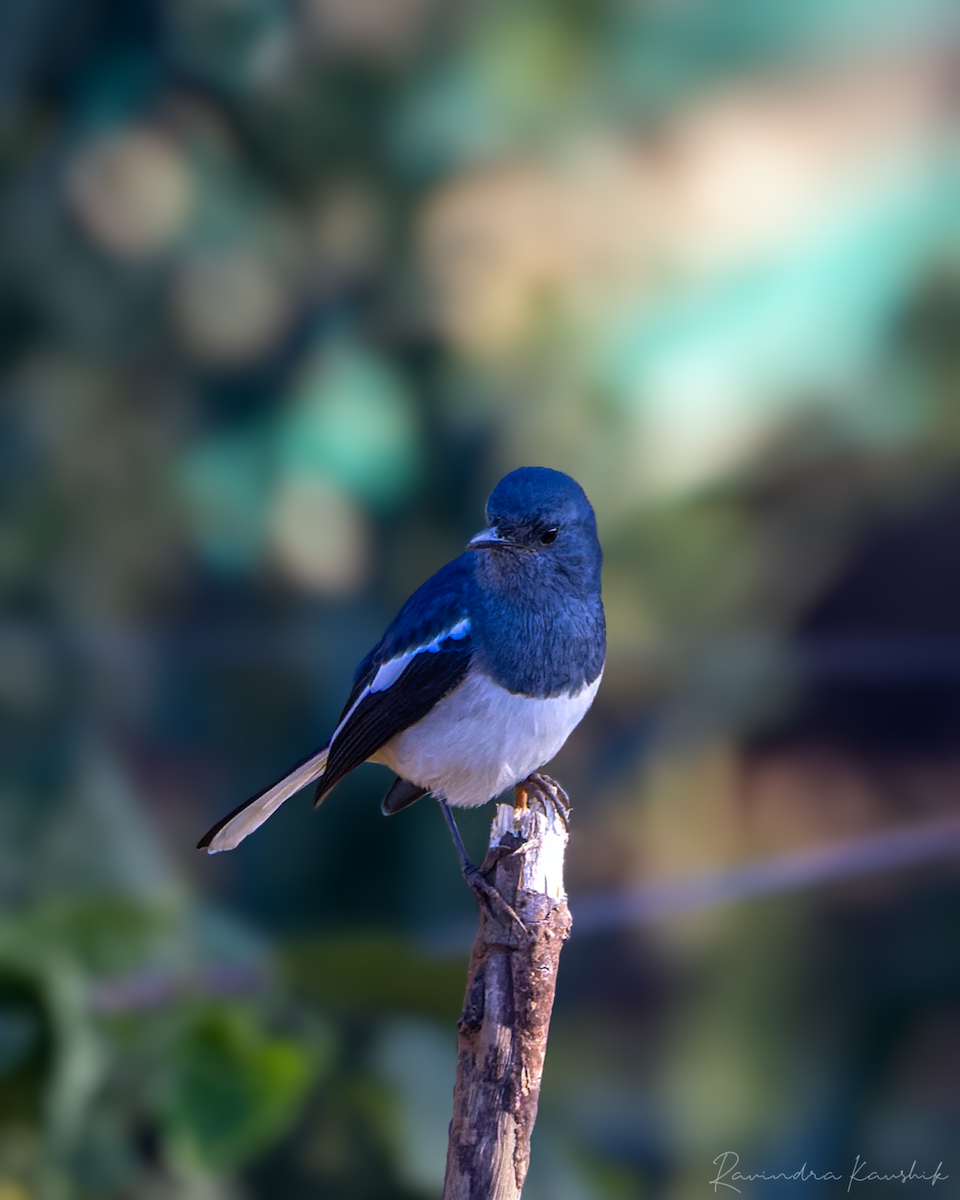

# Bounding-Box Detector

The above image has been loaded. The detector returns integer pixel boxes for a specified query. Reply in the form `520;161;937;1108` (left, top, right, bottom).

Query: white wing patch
329;617;471;746
369;616;470;693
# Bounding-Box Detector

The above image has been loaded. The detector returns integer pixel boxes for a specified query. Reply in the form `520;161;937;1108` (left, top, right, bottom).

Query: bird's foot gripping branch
514;771;571;828
443;788;572;1200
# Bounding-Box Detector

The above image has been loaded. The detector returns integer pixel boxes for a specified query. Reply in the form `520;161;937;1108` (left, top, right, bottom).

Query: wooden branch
443;793;572;1200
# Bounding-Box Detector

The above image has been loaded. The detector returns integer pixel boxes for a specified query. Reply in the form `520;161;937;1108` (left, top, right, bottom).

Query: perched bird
198;466;605;859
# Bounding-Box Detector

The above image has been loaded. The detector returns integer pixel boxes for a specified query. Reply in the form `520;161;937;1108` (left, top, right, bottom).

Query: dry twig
443;784;572;1200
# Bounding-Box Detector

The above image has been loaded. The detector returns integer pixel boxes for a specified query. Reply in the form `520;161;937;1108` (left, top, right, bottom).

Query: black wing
314;632;473;805
198;554;479;852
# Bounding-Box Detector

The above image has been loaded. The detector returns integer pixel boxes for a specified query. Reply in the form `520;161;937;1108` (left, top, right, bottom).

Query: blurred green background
3;0;960;1195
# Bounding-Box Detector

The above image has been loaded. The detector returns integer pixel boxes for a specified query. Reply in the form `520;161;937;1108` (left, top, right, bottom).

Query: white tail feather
204;747;330;853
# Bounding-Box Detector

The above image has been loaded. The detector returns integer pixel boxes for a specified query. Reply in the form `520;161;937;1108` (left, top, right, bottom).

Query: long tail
197;746;330;853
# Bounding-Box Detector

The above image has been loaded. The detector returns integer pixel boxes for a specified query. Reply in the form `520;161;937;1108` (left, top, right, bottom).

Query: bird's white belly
370;667;602;807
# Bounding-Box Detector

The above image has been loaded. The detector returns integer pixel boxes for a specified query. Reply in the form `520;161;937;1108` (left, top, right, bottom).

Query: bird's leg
437;799;527;933
516;772;571;829
438;798;476;875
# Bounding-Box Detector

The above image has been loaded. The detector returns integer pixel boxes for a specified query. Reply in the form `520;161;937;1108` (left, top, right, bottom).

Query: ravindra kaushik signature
710;1151;949;1193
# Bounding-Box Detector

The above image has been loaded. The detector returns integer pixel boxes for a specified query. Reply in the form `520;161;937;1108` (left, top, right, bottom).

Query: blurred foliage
4;0;960;1196
0;896;320;1195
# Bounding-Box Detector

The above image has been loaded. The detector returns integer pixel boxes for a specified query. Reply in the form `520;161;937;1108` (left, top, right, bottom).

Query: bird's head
469;467;602;590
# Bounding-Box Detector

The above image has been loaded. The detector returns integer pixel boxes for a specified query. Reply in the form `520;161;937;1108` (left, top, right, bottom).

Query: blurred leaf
0;974;49;1127
161;1006;313;1172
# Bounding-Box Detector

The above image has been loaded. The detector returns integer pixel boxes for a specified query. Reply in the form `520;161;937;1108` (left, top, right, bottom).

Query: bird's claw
464;863;528;934
437;799;528;932
514;772;571;829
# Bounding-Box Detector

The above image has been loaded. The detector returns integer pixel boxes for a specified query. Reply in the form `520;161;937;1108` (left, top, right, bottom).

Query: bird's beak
468;526;513;550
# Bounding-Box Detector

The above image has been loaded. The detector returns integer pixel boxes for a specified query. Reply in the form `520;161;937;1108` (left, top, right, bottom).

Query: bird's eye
539;527;559;545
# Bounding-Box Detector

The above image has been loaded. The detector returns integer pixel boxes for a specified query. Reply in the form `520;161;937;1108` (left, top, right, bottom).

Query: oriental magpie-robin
198;466;605;859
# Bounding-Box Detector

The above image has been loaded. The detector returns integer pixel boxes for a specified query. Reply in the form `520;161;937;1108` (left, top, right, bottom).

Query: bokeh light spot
269;473;371;596
277;339;420;508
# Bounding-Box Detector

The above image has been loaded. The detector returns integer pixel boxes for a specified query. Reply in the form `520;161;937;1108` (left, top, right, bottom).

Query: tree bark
443;795;572;1200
